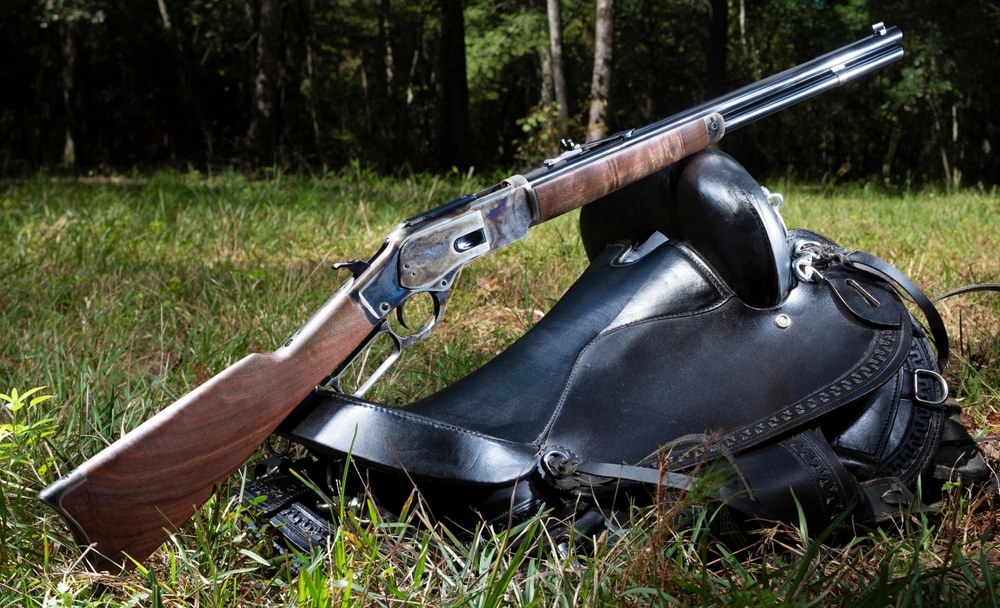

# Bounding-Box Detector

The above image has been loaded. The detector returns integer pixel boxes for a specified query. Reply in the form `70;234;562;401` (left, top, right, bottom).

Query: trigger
396;303;410;330
333;259;370;278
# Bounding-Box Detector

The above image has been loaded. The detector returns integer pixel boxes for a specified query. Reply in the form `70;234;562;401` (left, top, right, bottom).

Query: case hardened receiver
325;176;539;396
347;176;537;324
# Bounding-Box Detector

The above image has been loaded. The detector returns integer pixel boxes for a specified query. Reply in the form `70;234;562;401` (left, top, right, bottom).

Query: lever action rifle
41;23;904;572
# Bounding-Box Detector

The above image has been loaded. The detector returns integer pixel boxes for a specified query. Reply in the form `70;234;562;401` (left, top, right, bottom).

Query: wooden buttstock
39;289;375;572
533;114;724;222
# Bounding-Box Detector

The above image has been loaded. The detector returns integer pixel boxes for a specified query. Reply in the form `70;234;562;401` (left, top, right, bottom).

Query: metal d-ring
914;369;949;406
791;239;827;283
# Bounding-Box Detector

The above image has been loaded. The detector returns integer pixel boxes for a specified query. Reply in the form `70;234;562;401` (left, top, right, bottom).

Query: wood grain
40;290;375;572
534;114;724;222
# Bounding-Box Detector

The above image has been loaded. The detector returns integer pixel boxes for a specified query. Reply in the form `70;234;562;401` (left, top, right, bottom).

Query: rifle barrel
697;24;903;131
527;24;903;186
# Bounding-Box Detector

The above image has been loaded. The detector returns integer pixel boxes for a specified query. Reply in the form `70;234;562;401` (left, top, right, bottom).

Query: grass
1;168;998;606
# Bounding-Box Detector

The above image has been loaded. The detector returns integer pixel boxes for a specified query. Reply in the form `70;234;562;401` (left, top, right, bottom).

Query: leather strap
932;283;1000;299
842;250;951;369
840;253;1000;370
790;231;952;370
571;460;695;491
551;430;870;534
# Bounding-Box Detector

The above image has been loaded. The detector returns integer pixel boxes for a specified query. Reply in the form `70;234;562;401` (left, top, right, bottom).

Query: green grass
1;170;998;606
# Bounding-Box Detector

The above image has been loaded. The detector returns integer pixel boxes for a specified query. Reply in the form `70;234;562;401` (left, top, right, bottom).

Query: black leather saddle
245;150;988;551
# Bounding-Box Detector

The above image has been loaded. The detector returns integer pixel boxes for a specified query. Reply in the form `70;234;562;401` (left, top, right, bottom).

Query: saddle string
791;239;950;369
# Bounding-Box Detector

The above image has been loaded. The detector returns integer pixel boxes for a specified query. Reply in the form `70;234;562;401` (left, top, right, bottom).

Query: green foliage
0;386;57;598
3;0;999;187
465;3;547;102
37;0;106;27
514;102;569;162
0;387;55;476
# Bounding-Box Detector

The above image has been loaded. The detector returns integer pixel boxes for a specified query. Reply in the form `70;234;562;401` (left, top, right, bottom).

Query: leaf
476;274;499;294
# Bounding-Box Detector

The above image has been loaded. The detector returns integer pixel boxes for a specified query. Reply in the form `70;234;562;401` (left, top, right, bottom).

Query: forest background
3;3;1000;603
2;0;998;189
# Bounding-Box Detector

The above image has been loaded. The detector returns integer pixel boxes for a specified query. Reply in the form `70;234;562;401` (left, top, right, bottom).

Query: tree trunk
540;47;554;108
303;17;326;171
707;0;727;98
587;0;613;142
281;0;308;163
157;0;215;170
377;0;396;156
247;0;283;166
435;0;470;171
547;0;568;123
738;0;747;57
60;18;79;169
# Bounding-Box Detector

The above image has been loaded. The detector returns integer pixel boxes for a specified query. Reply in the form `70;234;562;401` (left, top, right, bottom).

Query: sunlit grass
1;171;998;606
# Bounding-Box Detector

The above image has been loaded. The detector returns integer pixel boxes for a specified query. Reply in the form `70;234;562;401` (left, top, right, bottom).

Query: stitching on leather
779;432;852;519
672;241;735;298
603;241;631;266
323;392;529;447
535;247;732;446
879;333;947;482
722;329;905;455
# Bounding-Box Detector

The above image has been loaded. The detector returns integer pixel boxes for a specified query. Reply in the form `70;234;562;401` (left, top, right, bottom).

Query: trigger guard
394;289;447;346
